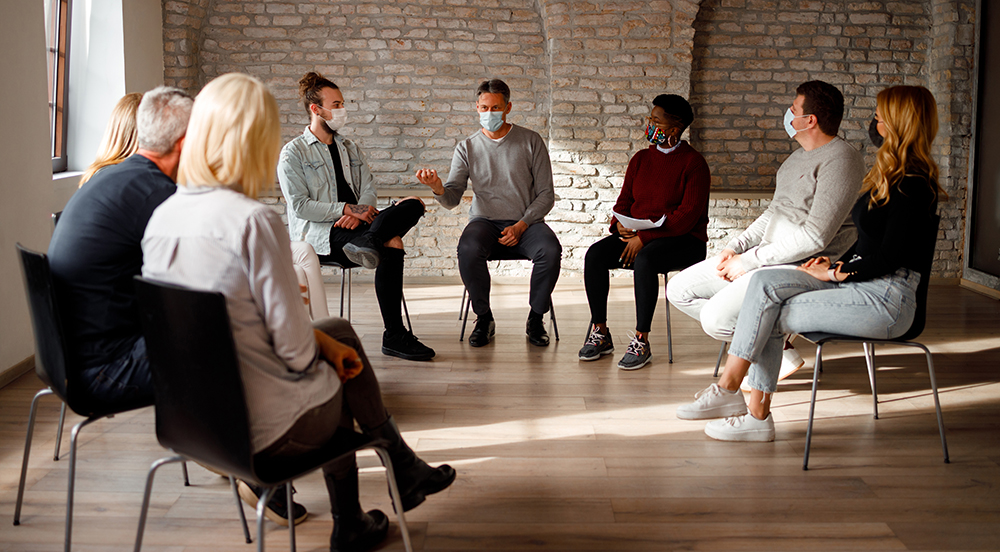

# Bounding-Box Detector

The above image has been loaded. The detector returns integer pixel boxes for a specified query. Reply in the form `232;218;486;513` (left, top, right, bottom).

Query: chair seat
801;332;907;345
252;428;385;485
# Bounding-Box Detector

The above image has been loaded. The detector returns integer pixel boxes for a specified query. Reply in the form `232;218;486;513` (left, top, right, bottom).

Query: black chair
13;244;164;552
133;277;412;552
320;259;412;331
458;247;559;342
800;214;948;470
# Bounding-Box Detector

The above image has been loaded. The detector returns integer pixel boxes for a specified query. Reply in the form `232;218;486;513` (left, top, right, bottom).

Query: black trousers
318;199;424;332
584;233;706;333
457;218;562;317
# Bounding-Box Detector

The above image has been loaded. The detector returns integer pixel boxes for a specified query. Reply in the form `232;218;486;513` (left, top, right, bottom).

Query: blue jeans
728;268;920;393
79;336;155;411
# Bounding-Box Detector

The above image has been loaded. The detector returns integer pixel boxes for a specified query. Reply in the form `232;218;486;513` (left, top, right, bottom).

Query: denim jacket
277;127;377;255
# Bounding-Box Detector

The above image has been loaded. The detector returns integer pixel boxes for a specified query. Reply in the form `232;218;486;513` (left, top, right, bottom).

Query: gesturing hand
414;168;444;194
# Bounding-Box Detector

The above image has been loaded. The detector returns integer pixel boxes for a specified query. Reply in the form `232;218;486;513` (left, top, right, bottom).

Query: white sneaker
705;413;775;442
676;383;748;420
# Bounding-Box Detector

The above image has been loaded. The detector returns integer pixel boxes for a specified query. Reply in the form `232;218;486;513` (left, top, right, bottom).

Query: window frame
46;0;72;173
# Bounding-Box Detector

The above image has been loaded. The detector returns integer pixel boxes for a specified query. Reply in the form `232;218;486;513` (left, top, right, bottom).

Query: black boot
365;416;456;512
325;467;389;552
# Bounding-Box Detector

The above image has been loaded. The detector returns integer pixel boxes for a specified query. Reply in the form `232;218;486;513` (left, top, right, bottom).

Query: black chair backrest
897;213;941;342
17;244;71;401
134;277;255;481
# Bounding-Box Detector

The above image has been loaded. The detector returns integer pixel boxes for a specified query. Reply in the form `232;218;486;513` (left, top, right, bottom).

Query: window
45;0;72;172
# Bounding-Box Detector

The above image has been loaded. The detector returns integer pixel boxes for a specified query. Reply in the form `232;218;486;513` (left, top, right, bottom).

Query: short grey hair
136;86;194;154
476;79;510;105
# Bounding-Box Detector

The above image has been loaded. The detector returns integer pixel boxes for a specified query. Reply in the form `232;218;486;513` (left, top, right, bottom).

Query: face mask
869;117;884;148
479;110;505;132
645;123;671;146
322;107;348;132
783;107;810;139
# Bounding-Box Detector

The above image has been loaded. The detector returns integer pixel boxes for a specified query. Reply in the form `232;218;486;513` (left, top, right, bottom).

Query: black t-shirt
48;154;176;368
328;142;357;205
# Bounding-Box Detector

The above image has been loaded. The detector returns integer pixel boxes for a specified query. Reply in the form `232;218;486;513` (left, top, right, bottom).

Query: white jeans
290;241;330;320
666;257;798;340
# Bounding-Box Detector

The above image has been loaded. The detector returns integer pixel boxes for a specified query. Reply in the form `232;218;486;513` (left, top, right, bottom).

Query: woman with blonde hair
675;85;947;442
79;92;143;186
142;73;454;551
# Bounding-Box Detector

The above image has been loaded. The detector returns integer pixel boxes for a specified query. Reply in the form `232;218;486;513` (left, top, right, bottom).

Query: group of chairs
11;214;948;549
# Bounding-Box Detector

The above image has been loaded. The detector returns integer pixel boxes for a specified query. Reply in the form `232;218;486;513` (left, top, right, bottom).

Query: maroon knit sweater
610;142;711;244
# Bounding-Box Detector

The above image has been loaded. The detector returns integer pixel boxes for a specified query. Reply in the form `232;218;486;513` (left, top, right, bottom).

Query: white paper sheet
612;210;666;230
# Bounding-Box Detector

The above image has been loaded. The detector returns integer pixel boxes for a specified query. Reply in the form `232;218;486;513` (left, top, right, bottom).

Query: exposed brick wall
164;0;974;280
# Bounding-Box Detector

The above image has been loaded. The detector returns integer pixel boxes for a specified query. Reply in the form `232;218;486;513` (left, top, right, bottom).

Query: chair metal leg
459;288;466;319
286;482;296;551
863;342;879;419
372;447;413;552
916;343;950;463
803;343;825;470
133;455;185;552
338;267;347;318
548;298;559;341
54;401;67;460
66;416;102;552
14;388;54;525
459;290;472;341
665;300;673;364
229;476;252;543
713;342;728;377
181;461;190;486
402;291;412;332
346;268;352;322
255;486;278;552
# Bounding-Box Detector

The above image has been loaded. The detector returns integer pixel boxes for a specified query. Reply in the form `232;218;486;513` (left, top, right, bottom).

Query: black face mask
869;118;884;148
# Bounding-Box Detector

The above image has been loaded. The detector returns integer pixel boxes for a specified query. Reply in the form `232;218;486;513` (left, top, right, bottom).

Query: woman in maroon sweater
580;94;711;370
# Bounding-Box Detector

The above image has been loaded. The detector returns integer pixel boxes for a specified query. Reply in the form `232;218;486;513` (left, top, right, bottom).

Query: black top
327;142;357;205
48;154;176;368
838;174;938;282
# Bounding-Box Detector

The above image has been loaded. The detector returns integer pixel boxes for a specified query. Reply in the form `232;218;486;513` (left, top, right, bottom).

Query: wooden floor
1;280;999;551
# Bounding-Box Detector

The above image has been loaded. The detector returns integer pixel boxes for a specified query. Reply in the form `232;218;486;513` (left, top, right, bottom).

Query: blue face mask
479;110;505;132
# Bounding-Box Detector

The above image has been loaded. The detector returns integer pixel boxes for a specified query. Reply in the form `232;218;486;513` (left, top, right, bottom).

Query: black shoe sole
237;481;308;527
381;345;435;361
578;347;614;361
527;333;550;347
342;243;380;269
468;330;494;347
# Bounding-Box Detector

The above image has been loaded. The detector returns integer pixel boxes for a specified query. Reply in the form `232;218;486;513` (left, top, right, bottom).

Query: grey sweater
727;137;865;271
435;125;554;225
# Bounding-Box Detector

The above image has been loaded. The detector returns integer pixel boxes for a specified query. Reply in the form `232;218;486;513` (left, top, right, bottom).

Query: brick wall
163;0;974;279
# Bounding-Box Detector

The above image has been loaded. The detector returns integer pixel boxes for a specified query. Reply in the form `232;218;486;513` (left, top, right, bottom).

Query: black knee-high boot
325;466;389;552
364;415;456;512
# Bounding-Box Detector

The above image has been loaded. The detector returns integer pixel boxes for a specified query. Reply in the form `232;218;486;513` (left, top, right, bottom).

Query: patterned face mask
645;122;670;145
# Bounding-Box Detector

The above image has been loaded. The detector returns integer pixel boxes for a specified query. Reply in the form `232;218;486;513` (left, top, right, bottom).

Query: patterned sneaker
676;383;748;420
704;412;775;442
617;333;651;371
578;325;614;361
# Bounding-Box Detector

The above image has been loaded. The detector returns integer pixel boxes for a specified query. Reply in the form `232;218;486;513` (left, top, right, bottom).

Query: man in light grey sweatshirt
416;79;560;348
668;81;865;374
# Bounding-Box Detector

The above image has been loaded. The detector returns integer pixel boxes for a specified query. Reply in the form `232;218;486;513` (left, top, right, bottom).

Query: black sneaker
468;317;495;347
578;325;614;361
237;480;308;526
342;234;381;269
381;329;435;361
526;313;549;347
617;333;651;371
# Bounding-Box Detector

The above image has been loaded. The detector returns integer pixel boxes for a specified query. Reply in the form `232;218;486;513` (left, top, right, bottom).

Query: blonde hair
79;92;143;186
861;86;947;208
177;73;280;200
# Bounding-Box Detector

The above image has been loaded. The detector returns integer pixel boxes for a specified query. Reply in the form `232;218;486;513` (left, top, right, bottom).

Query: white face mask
319;106;347;132
479;110;505;132
783;107;809;139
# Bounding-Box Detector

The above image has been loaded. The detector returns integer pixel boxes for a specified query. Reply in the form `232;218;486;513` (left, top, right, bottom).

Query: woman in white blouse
142;73;454;552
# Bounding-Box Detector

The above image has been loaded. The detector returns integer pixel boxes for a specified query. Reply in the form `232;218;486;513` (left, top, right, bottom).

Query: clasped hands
334;203;378;230
797;256;845;282
313;329;363;383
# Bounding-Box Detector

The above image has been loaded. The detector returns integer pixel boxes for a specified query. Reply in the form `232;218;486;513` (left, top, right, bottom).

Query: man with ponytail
278;72;435;361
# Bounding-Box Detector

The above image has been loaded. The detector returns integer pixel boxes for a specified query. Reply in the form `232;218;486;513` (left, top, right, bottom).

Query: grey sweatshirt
435;125;554;225
727;137;865;271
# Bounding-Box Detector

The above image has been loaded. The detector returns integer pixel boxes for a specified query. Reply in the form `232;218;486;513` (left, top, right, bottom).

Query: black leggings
584;233;706;333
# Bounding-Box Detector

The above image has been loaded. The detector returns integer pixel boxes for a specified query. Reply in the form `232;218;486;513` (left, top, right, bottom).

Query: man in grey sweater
416;79;560;347
668;80;865;380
